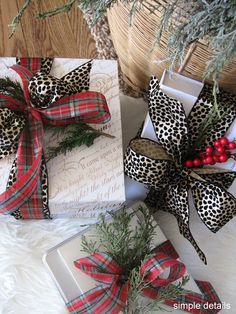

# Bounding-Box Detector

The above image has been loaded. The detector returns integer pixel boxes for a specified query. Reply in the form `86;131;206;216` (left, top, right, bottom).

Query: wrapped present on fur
125;71;236;264
0;58;125;220
43;202;222;314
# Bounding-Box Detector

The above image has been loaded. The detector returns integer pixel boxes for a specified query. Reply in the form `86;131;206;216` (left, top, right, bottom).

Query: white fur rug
0;95;235;314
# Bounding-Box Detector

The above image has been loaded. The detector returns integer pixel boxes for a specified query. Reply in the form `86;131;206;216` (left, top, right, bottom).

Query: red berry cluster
184;137;236;168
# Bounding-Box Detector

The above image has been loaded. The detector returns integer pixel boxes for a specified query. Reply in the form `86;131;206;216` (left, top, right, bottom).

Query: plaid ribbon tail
67;253;128;313
0;118;44;216
157;242;221;314
15;119;48;219
66;282;128;314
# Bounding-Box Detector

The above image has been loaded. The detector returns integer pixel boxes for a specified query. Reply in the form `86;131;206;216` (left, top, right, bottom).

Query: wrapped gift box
43;201;222;313
125;70;236;201
0;58;126;219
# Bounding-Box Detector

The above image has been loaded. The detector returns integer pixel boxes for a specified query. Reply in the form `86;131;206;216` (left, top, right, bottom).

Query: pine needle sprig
38;0;78;19
81;206;156;275
0;78;25;104
46;123;114;161
127;270;189;314
9;0;33;38
81;235;99;255
98;206;156;275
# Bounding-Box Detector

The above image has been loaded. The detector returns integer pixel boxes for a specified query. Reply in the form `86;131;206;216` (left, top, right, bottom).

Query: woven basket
107;0;236;93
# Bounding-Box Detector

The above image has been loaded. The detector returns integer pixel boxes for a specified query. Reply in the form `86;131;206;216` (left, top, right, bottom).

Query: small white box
0;58;126;219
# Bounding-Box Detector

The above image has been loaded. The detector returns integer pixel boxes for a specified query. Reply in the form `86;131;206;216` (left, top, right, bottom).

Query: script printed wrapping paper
0;58;125;218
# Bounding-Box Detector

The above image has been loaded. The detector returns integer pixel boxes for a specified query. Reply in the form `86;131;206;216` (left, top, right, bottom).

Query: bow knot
68;249;185;314
67;240;222;314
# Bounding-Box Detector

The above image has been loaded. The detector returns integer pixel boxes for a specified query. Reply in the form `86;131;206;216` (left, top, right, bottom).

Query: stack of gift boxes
0;57;236;313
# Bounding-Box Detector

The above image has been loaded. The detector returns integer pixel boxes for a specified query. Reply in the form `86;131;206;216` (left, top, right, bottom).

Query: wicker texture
107;0;236;93
82;8;143;97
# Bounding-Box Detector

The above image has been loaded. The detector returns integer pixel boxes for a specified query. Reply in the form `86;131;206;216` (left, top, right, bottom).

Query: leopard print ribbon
124;76;236;264
27;58;92;108
0;108;25;158
0;58;99;219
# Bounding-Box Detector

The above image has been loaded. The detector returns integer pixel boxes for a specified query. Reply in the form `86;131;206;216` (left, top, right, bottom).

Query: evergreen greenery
46;124;114;161
81;206;189;313
0;77;26;103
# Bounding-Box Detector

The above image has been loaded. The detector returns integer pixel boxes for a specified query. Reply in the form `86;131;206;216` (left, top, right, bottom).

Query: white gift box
125;70;236;201
0;58;126;219
43;201;204;313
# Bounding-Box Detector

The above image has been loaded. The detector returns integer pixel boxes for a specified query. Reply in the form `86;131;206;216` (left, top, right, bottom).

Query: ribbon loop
190;177;236;232
188;85;236;149
141;252;186;287
148;76;189;166
28;59;92;108
124;138;175;190
75;253;123;285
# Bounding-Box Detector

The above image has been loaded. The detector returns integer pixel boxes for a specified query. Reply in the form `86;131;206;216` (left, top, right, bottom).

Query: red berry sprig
184;137;236;168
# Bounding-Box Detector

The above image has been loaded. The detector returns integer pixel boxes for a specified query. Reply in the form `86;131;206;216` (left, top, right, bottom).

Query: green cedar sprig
127;270;189;314
81;206;157;274
81;206;189;313
0;77;26;103
45;124;114;161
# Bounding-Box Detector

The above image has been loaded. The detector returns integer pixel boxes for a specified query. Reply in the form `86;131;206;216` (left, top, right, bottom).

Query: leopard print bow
124;76;236;264
27;58;92;108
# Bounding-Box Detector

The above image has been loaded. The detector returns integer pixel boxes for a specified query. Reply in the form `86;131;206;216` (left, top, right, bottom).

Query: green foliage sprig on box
81;206;189;314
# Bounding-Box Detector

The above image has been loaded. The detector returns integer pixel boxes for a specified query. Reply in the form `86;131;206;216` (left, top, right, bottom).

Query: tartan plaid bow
67;244;186;314
0;58;110;219
67;241;221;314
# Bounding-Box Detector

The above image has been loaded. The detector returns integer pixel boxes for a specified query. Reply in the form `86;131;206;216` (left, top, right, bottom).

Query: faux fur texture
0;216;91;314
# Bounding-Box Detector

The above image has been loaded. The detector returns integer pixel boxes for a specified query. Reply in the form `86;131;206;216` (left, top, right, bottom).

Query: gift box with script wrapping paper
0;58;125;220
43;202;222;314
125;70;236;265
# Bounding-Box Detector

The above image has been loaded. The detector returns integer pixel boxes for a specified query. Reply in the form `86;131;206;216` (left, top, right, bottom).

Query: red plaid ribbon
0;58;110;219
66;240;221;314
